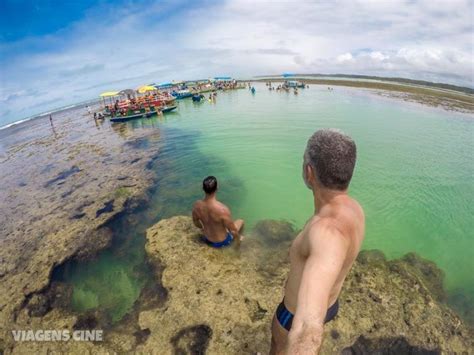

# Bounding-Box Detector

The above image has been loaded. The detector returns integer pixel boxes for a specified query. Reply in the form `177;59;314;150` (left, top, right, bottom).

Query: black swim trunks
275;299;339;331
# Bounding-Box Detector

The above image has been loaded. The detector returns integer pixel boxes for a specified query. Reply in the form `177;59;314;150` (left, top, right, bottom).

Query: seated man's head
203;176;218;195
303;129;356;191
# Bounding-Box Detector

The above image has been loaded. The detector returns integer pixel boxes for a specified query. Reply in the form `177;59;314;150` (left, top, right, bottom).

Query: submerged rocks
398;252;446;302
253;219;297;247
25;280;74;317
139;216;473;354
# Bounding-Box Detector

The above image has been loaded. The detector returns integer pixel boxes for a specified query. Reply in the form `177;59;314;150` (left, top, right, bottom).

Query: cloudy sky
0;0;473;126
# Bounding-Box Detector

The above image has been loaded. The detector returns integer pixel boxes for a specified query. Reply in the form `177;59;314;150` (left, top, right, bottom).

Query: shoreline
0;99;101;131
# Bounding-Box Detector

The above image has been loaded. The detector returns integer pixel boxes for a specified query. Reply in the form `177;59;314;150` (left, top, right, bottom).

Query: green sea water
55;84;474;324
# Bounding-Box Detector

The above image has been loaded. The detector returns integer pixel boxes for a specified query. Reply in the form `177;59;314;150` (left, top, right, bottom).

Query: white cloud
369;52;388;61
1;0;473;125
337;53;355;63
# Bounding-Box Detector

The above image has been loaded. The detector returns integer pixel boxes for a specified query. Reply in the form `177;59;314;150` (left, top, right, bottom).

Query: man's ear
306;164;315;184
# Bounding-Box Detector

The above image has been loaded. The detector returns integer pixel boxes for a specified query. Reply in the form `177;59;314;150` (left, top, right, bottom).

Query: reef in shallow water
0;117;161;352
3;216;473;354
137;216;473;354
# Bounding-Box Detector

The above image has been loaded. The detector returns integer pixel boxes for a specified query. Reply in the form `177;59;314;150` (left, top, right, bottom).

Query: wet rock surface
0;107;161;352
341;336;440;355
137;216;473;354
1;214;473;354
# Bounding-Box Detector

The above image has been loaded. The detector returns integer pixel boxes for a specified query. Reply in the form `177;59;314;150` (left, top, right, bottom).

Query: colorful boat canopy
214;76;232;80
99;91;119;97
137;85;156;93
156;82;173;88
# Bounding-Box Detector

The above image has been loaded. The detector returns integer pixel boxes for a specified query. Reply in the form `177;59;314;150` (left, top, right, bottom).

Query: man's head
303;129;356;191
203;176;218;195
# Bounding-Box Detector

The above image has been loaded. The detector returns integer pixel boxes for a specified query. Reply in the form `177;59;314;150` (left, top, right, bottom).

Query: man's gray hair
304;129;357;190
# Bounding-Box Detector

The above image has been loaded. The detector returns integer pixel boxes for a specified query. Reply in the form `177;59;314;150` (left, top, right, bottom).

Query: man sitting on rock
192;176;244;248
271;129;365;354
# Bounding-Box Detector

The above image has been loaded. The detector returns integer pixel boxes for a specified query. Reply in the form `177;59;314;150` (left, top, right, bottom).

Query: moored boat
285;80;306;88
197;83;215;93
171;89;192;99
161;105;178;113
110;110;156;122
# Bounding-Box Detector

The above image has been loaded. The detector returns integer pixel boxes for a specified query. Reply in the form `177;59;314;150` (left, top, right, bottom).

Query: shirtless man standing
192;176;244;248
271;129;365;354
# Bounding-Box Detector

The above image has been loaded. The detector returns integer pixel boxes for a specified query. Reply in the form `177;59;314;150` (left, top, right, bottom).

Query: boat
161;105;178;113
197;83;215;93
171;89;192;99
110;110;156;122
156;92;177;105
285;80;306;88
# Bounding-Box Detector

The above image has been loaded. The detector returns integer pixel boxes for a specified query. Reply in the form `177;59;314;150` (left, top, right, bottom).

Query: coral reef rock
139;216;473;354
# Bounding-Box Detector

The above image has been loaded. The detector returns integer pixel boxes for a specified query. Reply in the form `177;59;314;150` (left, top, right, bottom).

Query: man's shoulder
215;201;231;214
192;200;204;210
306;216;349;248
341;195;365;223
307;215;341;232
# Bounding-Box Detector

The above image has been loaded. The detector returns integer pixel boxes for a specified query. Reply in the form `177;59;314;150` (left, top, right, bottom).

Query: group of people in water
192;129;365;354
93;112;105;120
264;81;310;95
208;91;218;101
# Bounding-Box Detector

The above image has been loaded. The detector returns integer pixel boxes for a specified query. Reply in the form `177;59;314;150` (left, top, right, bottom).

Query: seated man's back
193;199;232;242
192;176;244;247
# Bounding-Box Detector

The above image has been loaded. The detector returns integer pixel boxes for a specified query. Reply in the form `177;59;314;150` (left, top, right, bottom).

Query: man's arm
192;205;203;229
286;221;348;354
221;208;240;242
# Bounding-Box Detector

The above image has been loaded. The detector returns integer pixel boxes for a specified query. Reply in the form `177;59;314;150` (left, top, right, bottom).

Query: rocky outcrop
3;215;472;354
137;216;473;354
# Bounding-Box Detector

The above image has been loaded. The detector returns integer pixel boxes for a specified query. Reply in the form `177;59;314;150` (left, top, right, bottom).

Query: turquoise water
55;84;474;323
